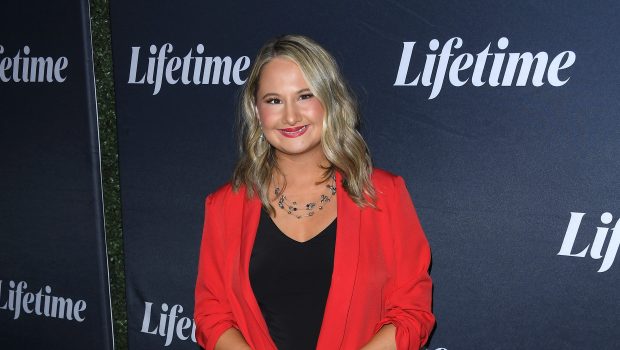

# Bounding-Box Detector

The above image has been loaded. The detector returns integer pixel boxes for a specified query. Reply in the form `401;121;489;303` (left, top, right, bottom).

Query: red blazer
195;169;435;350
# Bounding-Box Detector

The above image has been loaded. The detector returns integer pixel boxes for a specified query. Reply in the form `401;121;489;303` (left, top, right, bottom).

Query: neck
274;150;331;188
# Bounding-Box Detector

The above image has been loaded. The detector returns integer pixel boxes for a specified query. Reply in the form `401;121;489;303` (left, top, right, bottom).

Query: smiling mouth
278;125;308;138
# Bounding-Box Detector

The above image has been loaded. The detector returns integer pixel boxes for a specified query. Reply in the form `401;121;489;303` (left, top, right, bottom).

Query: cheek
304;100;326;121
257;106;279;125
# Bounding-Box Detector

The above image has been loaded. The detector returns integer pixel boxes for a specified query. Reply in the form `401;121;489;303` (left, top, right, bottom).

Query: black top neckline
250;208;337;350
262;210;337;244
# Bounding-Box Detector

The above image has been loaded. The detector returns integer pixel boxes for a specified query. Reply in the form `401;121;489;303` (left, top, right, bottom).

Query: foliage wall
90;1;127;349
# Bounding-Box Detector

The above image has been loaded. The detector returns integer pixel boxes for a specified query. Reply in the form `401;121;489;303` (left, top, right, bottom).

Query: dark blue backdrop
0;1;113;349
110;1;620;348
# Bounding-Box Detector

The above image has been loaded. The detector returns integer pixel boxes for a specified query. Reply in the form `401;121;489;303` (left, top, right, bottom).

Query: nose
283;101;301;125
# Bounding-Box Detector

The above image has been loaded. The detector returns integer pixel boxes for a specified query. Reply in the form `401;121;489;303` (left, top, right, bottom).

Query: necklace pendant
273;172;336;219
327;184;336;195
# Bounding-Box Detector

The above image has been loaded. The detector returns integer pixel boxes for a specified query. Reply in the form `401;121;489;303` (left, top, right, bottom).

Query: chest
269;201;337;243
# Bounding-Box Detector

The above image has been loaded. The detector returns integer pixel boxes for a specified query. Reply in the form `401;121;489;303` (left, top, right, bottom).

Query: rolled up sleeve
194;194;238;350
374;176;435;349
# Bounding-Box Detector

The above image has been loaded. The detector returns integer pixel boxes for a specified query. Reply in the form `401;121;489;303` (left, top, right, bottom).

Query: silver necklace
274;174;337;219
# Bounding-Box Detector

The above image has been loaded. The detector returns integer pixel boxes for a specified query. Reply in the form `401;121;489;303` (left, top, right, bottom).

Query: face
255;57;326;159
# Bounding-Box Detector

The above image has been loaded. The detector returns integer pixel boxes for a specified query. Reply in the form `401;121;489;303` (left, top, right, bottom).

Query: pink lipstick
279;125;308;138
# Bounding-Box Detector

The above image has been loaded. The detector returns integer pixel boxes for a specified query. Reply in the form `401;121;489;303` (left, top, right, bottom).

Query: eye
299;93;314;100
265;97;282;104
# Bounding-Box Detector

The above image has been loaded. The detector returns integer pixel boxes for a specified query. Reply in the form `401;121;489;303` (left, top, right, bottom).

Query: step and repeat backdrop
0;1;114;349
109;0;619;349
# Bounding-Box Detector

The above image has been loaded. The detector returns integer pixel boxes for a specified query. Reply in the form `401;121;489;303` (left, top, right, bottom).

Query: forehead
257;57;310;91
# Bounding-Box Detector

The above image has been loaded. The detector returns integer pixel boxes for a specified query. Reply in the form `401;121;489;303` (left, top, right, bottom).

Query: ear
254;105;261;125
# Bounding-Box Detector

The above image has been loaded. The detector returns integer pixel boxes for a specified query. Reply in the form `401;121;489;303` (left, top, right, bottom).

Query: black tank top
249;209;336;350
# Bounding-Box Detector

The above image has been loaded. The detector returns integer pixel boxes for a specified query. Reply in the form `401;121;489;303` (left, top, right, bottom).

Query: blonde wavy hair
232;34;375;214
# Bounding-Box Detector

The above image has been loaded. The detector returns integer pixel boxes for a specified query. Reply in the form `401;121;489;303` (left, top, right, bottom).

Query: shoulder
368;168;412;211
370;168;398;183
370;168;406;192
205;182;247;208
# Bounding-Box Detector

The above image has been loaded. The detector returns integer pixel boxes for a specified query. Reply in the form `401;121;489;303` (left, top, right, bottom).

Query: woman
195;35;435;350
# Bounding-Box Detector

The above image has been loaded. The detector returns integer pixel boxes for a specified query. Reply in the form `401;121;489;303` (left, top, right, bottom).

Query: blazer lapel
317;172;361;349
234;190;277;349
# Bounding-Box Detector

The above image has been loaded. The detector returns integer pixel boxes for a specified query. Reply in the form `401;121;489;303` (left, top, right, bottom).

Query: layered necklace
274;173;337;219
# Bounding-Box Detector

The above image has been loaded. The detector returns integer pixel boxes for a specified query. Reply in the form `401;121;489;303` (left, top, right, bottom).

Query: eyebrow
260;88;312;100
260;93;278;100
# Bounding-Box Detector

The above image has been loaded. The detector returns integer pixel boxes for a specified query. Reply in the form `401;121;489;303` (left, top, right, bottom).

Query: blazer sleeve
194;194;238;350
374;176;435;349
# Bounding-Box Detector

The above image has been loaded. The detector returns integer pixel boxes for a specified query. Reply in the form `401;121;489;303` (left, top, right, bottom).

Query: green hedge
90;1;127;349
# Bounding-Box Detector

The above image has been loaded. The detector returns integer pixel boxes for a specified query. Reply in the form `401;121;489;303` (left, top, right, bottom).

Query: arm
214;328;252;350
195;195;251;350
359;324;396;350
368;176;435;350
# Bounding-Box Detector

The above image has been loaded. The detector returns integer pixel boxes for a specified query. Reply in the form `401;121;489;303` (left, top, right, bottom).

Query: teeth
282;126;306;134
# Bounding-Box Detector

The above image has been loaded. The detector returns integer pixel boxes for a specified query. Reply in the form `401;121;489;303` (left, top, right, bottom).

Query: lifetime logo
141;301;197;346
394;37;576;99
557;212;620;273
127;43;250;95
0;280;87;322
0;45;69;83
